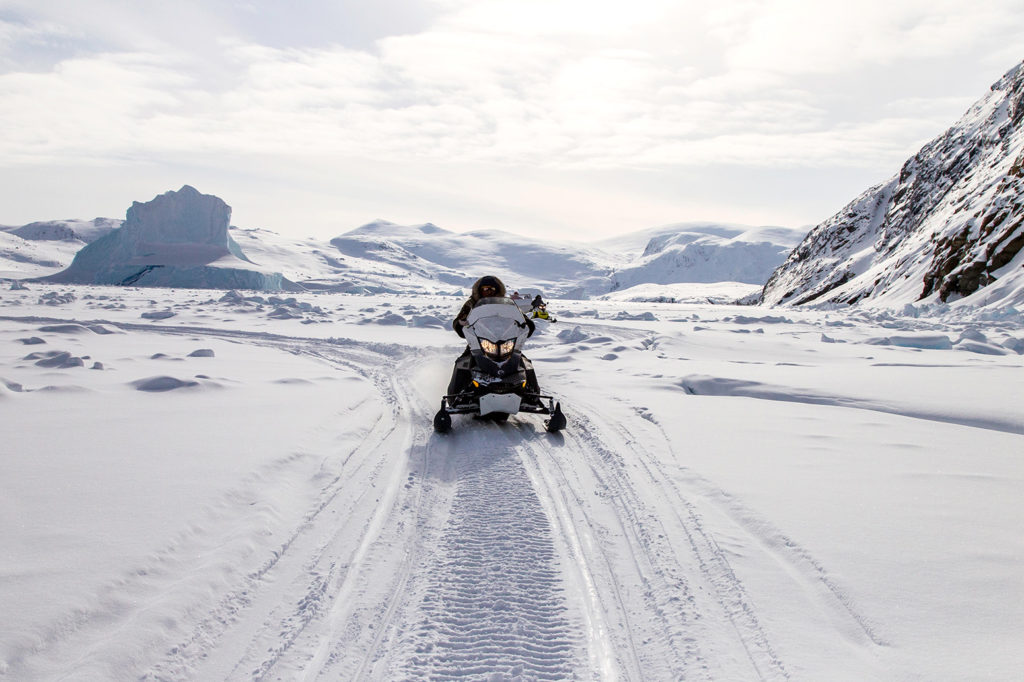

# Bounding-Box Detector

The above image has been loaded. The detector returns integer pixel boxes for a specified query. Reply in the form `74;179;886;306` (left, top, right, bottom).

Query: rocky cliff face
761;60;1024;308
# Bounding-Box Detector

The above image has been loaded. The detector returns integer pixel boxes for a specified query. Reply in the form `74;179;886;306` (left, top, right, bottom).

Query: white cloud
722;0;1024;75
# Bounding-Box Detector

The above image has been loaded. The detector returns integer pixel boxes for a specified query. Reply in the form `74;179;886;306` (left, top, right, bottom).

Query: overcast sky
1;0;1022;241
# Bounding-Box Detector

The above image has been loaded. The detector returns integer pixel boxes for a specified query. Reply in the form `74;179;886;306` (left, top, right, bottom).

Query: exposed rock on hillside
761;60;1024;308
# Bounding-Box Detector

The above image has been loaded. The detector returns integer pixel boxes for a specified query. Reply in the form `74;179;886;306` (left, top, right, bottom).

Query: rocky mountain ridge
761;60;1024;309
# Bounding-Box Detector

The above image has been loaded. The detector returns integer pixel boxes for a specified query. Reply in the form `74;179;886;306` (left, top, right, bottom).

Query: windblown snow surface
1;284;1022;681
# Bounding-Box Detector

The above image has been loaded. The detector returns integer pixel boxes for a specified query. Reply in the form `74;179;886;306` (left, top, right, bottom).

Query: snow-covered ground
1;283;1022;680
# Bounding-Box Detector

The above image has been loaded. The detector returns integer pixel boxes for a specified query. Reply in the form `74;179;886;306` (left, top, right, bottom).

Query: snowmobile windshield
475;296;513;306
466;300;529;346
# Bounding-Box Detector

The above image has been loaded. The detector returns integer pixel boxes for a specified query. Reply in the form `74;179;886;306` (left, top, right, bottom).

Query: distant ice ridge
41;186;298;291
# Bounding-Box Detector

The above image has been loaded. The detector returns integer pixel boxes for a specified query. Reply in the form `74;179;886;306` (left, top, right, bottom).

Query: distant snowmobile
531;303;557;322
434;297;566;433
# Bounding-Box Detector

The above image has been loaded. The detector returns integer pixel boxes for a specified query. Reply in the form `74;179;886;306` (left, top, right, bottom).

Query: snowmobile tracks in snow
545;388;886;679
399;450;578;680
8;316;885;679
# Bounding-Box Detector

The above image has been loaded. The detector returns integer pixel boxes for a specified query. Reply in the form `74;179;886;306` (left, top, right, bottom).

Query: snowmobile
434;297;566;433
531;303;557;322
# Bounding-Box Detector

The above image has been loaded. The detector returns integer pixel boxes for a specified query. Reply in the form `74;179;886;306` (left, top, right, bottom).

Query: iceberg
43;186;299;291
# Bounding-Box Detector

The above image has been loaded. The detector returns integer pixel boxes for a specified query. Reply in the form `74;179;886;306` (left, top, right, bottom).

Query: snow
1;279;1021;680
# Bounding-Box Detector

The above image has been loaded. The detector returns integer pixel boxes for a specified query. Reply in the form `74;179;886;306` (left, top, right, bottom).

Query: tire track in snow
549;416;721;680
558;382;886;679
306;352;452;681
138;337;417;681
9;324;406;682
398;439;579;680
626;404;888;650
576;408;788;680
243;342;444;681
526;381;789;680
517;433;643;680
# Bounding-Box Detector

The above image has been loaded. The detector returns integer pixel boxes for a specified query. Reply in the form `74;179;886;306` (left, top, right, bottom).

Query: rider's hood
471;276;506;300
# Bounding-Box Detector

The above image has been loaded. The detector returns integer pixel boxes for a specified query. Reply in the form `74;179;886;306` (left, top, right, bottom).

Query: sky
0;0;1022;242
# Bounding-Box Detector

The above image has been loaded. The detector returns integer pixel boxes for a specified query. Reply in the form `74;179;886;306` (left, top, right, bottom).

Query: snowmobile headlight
499;340;515;356
479;338;499;356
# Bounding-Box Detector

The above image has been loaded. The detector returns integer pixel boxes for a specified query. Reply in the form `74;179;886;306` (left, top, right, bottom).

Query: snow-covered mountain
761;60;1024;309
3;197;804;300
0;219;121;279
325;220;614;296
602;223;804;290
3;217;122;243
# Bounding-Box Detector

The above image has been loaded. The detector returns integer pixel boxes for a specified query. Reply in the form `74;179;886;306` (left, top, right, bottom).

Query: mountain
326;220;615;297
3;218;122;243
761;60;1024;309
41;186;298;291
2;206;804;299
0;219;122;279
600;223;804;290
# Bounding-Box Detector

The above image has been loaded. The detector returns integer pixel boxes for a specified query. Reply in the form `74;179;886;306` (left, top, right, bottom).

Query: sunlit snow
1;274;1021;679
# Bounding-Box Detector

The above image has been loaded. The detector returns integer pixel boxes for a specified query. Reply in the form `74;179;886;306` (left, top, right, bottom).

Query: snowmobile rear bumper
440;390;558;416
434;392;565;433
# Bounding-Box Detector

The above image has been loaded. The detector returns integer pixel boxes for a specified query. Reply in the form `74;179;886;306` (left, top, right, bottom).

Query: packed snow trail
395;445;577;680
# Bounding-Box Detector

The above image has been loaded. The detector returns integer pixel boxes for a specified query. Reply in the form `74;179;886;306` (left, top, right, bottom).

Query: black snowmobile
434;296;566;433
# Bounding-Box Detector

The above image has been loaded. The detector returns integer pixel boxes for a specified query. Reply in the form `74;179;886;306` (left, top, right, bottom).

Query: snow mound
24;350;85;368
131;376;201;392
557;325;589;343
865;334;954;350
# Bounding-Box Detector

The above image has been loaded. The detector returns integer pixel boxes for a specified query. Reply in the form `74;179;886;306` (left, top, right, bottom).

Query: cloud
720;0;1024;75
0;52;195;163
1;0;1022;238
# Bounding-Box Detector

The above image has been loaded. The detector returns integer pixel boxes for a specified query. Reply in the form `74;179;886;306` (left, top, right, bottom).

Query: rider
447;275;537;395
452;275;505;336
